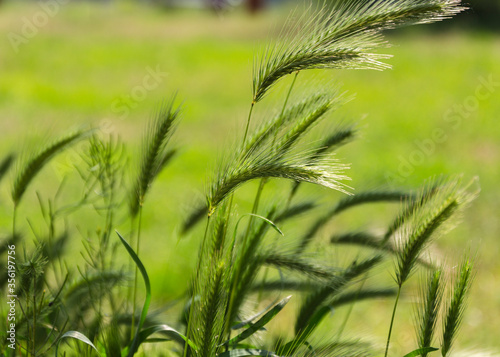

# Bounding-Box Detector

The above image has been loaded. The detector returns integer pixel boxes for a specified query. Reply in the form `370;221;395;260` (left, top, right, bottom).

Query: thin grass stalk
271;71;300;149
384;285;402;357
244;70;300;239
242;102;255;147
335;273;368;341
131;205;143;339
32;274;36;357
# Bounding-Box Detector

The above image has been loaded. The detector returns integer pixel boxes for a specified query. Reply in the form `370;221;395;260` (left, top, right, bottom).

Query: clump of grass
385;177;478;356
0;1;480;356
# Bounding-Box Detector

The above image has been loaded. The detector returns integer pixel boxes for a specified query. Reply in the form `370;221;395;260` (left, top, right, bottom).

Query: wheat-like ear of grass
416;269;444;357
395;176;478;286
442;257;474;357
262;251;340;281
252;0;466;102
129;98;181;217
294;255;382;334
298;189;411;253
207;155;350;216
331;231;434;269
12;130;89;205
243;92;331;157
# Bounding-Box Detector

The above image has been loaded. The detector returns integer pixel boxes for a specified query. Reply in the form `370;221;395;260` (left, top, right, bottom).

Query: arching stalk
384;285;402;357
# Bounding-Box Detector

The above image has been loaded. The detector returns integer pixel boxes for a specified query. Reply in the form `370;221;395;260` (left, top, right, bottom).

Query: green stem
242;102;255;147
183;216;211;357
336;273;368;341
33;274;36;357
271;71;299;149
245;71;300;236
131;204;143;339
384;285;402;357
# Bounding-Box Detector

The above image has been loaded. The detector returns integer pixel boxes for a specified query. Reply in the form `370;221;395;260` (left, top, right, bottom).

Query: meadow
1;1;499;355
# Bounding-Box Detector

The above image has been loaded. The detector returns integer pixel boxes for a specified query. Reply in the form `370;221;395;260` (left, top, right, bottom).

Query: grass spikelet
243;92;331;157
251;279;322;293
416;269;444;356
262;251;340;281
395;177;477;286
130;97;181;217
252;0;466;102
295;255;382;333
385;177;477;357
330;288;396;308
307;125;357;162
0;153;15;183
12;130;89;205
396;199;457;286
383;181;441;242
442;257;474;357
207;153;350;216
331;231;434;269
273;92;346;156
298;189;411;252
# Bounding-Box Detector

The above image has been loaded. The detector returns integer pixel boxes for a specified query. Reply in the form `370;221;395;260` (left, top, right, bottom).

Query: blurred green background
0;0;499;354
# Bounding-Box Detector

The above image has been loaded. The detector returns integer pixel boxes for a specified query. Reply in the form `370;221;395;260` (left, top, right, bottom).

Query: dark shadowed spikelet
243;92;332;157
207;153;350;216
12;130;89;205
307;124;357;163
298;189;411;252
0;153;15;183
262;251;340;281
295;255;382;333
273;93;346;156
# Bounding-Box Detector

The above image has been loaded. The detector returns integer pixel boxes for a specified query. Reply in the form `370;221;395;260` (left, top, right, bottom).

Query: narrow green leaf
55;331;99;356
116;231;152;357
135;324;198;351
244;213;284;236
403;347;438;357
222;295;291;347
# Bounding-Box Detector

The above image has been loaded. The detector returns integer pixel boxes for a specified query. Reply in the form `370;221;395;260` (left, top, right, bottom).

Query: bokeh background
1;0;499;354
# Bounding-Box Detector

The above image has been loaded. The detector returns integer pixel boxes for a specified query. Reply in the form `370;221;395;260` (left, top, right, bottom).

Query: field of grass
1;1;499;354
